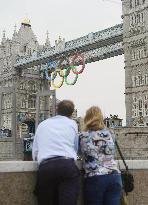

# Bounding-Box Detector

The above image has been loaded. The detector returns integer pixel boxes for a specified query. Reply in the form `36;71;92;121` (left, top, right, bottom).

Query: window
145;103;148;116
130;16;134;25
134;76;137;86
130;0;132;8
138;75;143;85
111;121;114;126
138;99;143;110
144;75;147;85
137;14;140;23
141;12;144;22
21;99;26;108
24;46;27;53
135;0;139;6
20;83;23;90
28;98;36;109
137;0;140;6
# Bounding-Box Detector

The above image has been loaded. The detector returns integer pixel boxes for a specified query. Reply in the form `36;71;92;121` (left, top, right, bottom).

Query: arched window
144;103;148;116
32;83;36;92
138;75;143;85
131;16;134;25
130;0;132;8
134;76;137;86
138;49;141;59
135;0;139;6
144;75;147;85
134;15;137;24
24;46;27;53
137;0;140;6
137;14;140;23
138;99;143;110
28;97;36;109
141;12;144;22
21;99;26;108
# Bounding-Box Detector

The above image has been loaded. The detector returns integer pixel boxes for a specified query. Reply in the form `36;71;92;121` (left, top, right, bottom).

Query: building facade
122;0;148;126
0;19;57;160
104;115;123;128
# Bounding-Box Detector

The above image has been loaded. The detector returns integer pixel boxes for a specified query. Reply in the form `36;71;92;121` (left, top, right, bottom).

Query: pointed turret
1;30;6;43
21;18;31;27
12;24;18;40
45;31;51;48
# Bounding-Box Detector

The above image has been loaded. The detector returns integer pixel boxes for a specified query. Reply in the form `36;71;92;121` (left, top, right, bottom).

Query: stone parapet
114;127;148;160
0;160;148;205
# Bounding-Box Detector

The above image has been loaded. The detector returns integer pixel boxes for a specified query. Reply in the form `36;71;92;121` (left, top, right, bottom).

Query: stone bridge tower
0;19;53;159
122;0;148;126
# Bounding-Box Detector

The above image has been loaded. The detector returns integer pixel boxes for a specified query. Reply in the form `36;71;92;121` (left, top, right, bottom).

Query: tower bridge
1;2;148;204
0;0;148;162
14;23;123;69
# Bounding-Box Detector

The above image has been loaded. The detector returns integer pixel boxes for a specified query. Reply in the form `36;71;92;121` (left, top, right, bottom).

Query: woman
79;106;122;205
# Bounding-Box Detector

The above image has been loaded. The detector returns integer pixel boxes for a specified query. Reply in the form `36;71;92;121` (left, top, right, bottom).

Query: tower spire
3;30;6;38
45;30;51;47
1;30;6;43
12;24;18;40
14;24;17;33
21;18;31;27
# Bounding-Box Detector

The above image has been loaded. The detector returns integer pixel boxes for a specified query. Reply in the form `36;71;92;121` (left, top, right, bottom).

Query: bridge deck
14;23;123;69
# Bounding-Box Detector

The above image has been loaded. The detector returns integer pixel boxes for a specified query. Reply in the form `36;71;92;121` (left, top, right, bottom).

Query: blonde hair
84;106;105;131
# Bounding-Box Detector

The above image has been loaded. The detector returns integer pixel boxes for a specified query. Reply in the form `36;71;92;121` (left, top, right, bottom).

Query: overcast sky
0;0;125;123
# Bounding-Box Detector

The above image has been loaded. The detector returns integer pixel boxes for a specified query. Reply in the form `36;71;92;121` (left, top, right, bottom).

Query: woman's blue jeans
84;173;122;205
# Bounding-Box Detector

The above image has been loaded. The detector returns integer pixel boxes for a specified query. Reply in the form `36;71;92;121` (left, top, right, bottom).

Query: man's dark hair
57;100;74;117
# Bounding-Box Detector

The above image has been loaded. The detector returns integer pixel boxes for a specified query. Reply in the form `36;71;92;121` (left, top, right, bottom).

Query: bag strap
115;139;129;171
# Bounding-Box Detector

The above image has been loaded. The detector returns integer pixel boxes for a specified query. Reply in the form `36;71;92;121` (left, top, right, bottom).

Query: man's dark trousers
36;158;80;205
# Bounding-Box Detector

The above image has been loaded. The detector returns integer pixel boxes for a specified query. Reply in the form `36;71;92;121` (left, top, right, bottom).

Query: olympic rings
44;61;57;81
70;53;85;74
51;73;64;89
48;61;57;70
43;53;85;89
64;66;78;85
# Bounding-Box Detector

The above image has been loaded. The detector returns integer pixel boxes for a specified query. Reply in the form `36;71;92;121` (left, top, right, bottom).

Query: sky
0;0;125;123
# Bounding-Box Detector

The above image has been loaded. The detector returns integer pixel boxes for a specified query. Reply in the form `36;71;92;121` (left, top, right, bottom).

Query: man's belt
40;156;73;166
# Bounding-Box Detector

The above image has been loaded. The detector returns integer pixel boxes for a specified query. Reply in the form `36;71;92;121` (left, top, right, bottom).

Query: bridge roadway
14;23;123;69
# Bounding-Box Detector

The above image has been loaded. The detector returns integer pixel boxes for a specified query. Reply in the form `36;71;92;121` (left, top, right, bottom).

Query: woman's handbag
115;140;134;195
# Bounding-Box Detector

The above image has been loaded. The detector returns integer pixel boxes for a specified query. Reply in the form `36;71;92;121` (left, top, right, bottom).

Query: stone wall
114;127;148;159
0;161;148;205
0;138;23;160
1;126;148;161
0;138;14;160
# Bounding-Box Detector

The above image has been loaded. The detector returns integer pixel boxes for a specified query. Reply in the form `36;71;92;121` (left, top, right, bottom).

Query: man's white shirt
32;115;78;164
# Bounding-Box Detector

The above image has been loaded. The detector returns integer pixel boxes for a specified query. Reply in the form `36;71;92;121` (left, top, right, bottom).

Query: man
32;100;80;205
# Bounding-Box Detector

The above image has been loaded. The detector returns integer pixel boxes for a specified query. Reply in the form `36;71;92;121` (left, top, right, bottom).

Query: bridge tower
0;19;56;160
122;0;148;126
